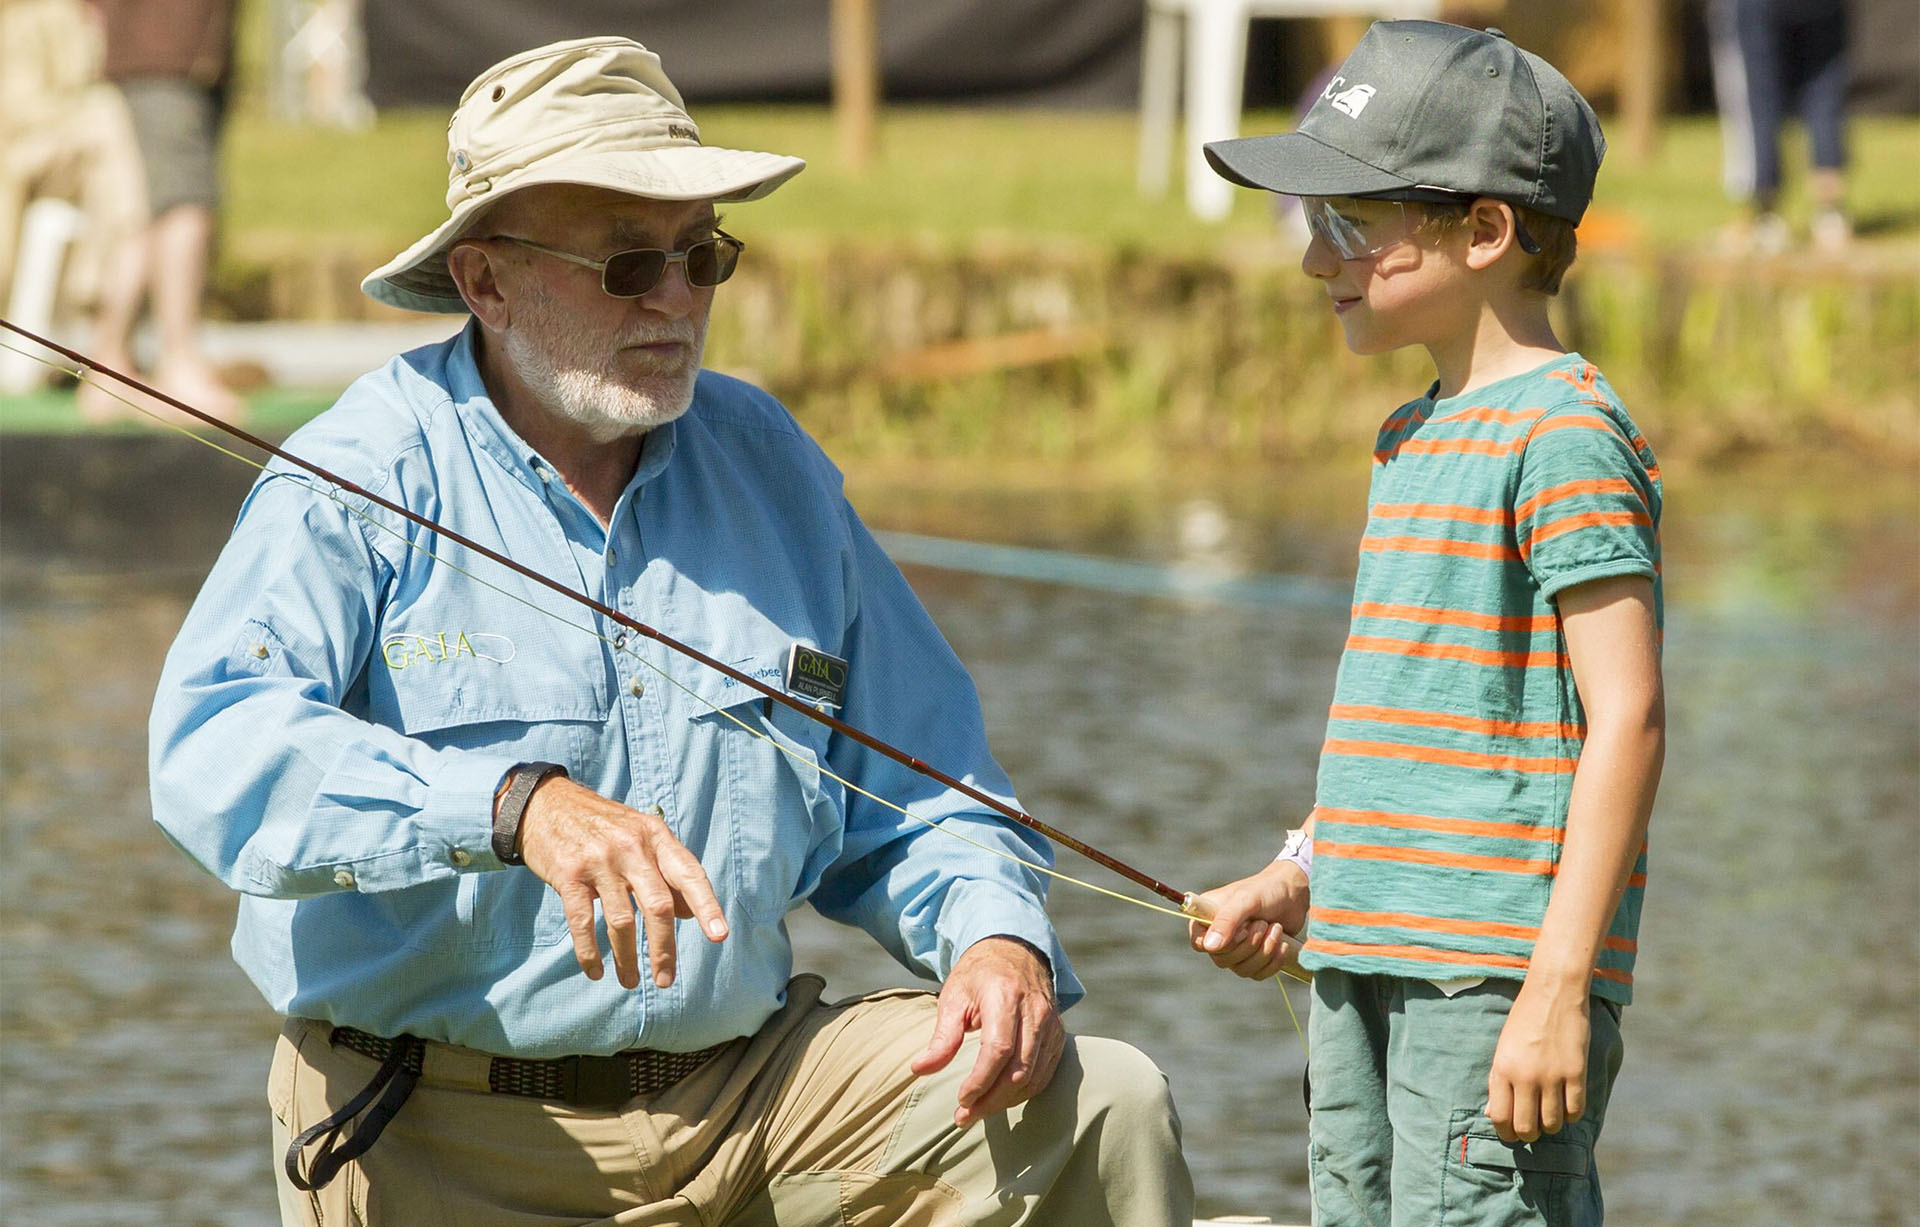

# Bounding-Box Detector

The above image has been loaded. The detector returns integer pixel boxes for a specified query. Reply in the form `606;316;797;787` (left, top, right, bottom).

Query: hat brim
363;145;807;314
1204;132;1414;199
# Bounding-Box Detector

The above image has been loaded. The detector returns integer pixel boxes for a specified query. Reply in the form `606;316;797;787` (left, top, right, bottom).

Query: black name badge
785;643;849;707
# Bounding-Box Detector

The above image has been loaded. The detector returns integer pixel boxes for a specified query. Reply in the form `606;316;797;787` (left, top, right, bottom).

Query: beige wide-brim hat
363;37;806;314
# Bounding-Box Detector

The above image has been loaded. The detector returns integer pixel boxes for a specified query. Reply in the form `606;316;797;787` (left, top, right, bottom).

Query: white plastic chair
1138;0;1441;221
0;197;82;394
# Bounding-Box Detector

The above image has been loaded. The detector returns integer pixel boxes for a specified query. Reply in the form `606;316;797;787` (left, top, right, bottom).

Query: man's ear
1463;198;1521;272
447;241;511;331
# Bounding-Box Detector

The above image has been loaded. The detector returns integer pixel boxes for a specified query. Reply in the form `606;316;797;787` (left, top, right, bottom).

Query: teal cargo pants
1306;969;1625;1227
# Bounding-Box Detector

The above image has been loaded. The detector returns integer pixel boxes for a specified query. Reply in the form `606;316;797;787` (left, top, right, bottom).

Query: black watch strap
492;762;568;866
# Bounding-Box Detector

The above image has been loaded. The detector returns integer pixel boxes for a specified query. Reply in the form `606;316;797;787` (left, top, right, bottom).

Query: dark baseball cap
1205;21;1605;224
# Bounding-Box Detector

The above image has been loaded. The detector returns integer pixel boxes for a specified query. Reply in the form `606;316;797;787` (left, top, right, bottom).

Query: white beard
504;289;707;442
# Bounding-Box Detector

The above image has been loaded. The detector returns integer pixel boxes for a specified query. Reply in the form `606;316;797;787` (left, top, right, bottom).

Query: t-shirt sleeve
1514;405;1660;600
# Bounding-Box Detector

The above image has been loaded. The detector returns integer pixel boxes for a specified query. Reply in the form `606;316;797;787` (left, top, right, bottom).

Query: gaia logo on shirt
382;631;516;670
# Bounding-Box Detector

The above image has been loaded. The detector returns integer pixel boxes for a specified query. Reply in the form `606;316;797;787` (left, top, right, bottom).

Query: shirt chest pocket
368;621;613;954
684;664;844;925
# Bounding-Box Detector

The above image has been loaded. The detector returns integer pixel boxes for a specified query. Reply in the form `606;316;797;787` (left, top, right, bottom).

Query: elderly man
149;35;1192;1227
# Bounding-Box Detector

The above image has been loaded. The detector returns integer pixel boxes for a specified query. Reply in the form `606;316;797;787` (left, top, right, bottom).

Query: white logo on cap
1327;83;1377;118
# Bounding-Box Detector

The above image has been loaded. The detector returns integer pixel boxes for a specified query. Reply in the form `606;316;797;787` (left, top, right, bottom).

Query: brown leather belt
330;1025;729;1109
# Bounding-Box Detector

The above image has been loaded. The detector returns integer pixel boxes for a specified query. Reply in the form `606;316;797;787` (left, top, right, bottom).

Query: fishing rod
6;319;1219;913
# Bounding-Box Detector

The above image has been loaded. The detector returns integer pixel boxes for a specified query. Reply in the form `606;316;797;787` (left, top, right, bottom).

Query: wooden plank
831;0;879;171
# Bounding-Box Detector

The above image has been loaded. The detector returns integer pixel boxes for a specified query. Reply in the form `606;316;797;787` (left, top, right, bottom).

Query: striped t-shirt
1299;354;1662;1005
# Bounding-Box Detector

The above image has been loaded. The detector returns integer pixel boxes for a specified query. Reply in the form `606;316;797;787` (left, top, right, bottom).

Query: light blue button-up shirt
150;324;1079;1058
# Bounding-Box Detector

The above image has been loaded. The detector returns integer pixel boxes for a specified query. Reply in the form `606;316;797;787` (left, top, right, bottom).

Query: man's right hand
1185;860;1309;981
515;778;728;989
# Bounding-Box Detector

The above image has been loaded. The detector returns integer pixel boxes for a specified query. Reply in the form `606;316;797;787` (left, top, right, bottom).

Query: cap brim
363;145;807;314
1204;132;1414;198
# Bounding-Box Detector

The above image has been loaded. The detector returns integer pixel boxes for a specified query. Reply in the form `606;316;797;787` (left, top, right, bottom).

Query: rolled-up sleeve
149;471;519;898
807;502;1083;1008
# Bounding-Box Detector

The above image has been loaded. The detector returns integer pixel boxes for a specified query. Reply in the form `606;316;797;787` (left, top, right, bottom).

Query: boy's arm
1487;574;1664;1143
1186;811;1315;980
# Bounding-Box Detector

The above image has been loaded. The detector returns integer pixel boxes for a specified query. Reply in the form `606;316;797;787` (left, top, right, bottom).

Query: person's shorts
116;77;226;217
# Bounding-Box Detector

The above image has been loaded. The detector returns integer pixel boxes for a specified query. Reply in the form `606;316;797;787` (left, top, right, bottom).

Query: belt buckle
558;1053;631;1109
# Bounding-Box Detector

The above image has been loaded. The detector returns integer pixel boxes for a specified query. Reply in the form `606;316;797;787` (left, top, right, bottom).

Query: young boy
1187;22;1664;1226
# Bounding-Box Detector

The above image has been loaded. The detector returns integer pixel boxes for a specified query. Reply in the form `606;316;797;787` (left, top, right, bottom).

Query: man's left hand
910;936;1065;1128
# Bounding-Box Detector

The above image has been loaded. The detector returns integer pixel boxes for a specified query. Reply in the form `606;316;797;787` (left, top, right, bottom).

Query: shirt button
607;548;619;565
250;643;268;659
451;848;472;867
628;679;645;698
333;869;355;889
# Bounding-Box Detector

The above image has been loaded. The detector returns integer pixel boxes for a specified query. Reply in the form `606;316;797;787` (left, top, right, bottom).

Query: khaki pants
269;975;1193;1226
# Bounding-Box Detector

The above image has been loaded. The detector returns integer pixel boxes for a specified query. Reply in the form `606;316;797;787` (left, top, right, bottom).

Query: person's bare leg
149;203;243;420
79;224;149;422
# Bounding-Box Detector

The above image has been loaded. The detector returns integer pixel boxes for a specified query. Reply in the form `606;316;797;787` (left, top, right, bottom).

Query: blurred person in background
87;0;245;421
1708;0;1853;253
0;0;146;381
149;36;1192;1227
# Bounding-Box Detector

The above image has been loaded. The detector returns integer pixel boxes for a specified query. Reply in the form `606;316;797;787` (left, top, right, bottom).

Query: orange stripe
1328;703;1582;740
1360;535;1521;561
1317;839;1558;876
1528;508;1652;547
1390;435;1528;459
1321;738;1578;773
1529;414;1622;443
1310;908;1640;956
1344;634;1567;669
1305;938;1532;972
1302;937;1635;985
1315;806;1566;845
1514;477;1647;523
1371;500;1513;526
1350;601;1558;634
1545;364;1600;397
1313;907;1539;942
1432;406;1547;426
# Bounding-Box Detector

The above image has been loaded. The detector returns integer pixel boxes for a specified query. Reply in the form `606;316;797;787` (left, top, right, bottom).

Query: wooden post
1620;0;1667;163
831;0;879;171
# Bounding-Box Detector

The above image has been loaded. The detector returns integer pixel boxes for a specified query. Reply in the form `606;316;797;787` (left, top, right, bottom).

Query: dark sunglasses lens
603;250;667;297
685;239;740;288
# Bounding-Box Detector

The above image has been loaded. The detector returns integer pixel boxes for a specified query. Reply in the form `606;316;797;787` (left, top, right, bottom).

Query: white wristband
1273;827;1313;880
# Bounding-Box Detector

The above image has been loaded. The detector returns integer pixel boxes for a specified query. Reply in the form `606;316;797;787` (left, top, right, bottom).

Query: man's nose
636;261;700;314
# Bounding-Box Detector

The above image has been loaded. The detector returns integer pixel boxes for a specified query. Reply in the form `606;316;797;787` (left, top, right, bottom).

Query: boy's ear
1463;199;1522;272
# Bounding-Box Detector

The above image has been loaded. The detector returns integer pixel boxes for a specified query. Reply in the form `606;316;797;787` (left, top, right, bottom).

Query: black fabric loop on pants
284;1034;424;1192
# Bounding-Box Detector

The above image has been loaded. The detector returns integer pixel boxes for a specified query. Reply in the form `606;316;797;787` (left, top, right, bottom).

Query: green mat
0;388;337;436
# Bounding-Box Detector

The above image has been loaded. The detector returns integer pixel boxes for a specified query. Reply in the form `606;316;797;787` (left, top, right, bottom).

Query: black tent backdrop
364;0;1918;115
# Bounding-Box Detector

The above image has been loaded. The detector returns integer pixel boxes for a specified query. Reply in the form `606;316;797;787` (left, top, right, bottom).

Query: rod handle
1182;892;1313;984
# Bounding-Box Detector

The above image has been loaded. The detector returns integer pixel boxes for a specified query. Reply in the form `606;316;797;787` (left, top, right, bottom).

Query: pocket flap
1461;1133;1589;1176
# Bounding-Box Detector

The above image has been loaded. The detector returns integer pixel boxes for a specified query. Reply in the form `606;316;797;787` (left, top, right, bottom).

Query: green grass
221;106;1920;265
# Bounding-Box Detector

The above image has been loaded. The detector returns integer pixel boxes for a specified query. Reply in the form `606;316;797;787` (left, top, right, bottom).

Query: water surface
2;437;1914;1224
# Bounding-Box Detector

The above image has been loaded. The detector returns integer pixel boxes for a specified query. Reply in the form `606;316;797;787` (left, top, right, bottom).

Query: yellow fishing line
13;346;1308;1046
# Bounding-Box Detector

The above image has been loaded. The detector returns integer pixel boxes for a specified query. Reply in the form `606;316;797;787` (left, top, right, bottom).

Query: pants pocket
1439;1108;1599;1227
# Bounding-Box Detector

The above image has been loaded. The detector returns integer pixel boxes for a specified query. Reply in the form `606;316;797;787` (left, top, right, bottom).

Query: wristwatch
491;762;568;866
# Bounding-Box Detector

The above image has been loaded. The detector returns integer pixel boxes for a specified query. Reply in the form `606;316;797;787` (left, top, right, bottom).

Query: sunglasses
485;229;745;296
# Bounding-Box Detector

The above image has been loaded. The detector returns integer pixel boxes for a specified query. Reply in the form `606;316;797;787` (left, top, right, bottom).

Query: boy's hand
1186;860;1309;980
1486;977;1590;1142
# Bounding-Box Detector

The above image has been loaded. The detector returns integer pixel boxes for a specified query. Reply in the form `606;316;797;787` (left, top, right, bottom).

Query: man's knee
1055;1035;1182;1146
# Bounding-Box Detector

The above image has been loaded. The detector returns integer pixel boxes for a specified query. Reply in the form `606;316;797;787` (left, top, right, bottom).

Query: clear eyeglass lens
1302;198;1409;260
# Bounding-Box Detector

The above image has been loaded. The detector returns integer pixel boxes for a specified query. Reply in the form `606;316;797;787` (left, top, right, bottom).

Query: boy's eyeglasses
484;230;745;296
1301;197;1417;260
1300;196;1542;260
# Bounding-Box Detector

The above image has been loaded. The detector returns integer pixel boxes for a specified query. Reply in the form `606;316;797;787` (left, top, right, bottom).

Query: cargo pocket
1440;1108;1596;1227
